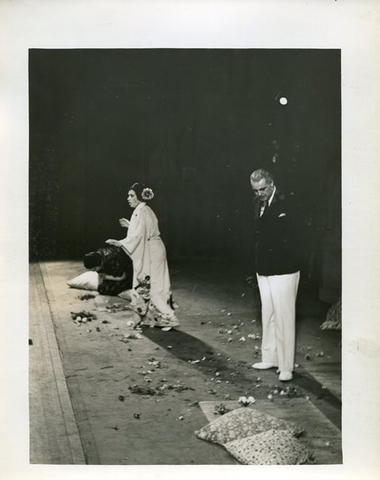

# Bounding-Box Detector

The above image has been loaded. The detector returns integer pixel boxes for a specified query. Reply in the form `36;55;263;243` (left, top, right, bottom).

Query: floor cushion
320;298;342;330
224;428;312;465
195;407;304;445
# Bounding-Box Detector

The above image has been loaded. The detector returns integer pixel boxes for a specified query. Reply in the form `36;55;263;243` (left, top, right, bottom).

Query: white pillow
67;271;99;291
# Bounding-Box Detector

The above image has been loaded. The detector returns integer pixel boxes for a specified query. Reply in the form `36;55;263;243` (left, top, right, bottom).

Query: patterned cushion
224;429;312;465
195;407;303;445
320;298;342;330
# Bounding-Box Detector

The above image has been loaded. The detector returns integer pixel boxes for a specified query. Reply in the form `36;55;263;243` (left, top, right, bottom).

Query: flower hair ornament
141;187;154;201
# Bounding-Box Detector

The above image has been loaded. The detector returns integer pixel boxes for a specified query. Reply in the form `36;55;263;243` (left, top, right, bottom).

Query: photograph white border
1;1;380;479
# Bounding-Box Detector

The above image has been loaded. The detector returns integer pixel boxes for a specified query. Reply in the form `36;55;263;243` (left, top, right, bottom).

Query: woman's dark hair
129;182;145;200
83;252;103;269
129;182;155;201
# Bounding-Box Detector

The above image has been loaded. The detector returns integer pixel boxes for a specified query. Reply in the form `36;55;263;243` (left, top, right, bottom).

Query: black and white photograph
28;47;342;465
1;1;380;479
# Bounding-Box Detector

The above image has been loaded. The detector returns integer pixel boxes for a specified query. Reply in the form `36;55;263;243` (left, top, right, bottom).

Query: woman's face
127;190;141;209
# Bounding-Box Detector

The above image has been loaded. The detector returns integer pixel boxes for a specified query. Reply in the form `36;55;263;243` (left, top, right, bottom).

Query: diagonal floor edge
29;263;87;464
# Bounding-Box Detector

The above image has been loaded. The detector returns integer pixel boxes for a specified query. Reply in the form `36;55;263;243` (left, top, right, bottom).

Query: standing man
250;169;301;382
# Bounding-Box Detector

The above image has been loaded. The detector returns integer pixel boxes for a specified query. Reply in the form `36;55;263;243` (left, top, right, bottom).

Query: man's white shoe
252;362;278;370
279;371;293;382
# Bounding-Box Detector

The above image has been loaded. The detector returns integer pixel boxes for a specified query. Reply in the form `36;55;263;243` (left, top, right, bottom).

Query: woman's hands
106;218;129;247
119;218;130;228
105;239;122;247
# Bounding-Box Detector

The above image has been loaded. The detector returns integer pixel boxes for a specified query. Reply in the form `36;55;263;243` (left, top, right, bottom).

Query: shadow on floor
143;327;253;385
142;326;342;430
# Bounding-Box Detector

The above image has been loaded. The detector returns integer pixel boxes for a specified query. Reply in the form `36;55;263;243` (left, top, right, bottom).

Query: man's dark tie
260;200;268;217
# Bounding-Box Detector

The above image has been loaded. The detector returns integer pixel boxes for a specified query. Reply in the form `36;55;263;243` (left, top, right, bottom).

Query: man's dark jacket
254;190;302;276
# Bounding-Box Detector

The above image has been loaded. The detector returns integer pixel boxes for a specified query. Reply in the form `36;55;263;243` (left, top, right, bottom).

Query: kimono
83;245;133;296
118;203;178;328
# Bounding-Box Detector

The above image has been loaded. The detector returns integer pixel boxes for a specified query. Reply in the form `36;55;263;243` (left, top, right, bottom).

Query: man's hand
105;239;122;247
119;218;130;228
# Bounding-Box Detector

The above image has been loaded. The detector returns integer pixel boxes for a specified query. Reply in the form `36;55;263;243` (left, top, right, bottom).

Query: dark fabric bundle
83;245;133;296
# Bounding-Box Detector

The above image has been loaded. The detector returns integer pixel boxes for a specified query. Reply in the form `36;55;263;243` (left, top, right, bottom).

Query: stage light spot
279;97;288;105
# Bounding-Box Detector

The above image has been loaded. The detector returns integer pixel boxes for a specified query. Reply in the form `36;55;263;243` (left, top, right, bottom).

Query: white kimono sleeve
119;206;150;286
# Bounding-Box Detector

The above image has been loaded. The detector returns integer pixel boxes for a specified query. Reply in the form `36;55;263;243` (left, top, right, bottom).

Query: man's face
250;178;275;202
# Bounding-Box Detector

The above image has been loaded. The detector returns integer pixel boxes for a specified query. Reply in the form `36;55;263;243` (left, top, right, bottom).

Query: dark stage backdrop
29;49;341;299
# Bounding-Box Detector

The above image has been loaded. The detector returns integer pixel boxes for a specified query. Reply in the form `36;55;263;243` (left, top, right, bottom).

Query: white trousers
257;271;300;373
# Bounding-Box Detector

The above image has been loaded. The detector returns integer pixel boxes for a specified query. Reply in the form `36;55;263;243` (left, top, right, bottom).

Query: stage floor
29;259;342;465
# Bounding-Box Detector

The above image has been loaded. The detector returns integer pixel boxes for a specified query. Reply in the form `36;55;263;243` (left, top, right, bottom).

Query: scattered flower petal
238;396;256;406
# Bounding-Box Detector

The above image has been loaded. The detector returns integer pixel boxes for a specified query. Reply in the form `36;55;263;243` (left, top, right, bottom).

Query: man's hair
250;169;274;184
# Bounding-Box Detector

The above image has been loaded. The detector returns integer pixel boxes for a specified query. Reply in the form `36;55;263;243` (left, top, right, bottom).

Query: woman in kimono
106;183;179;330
